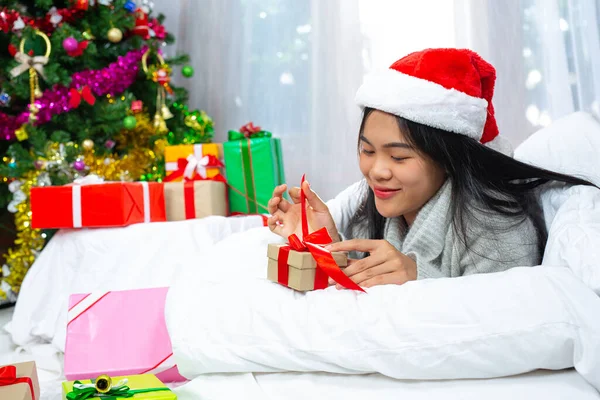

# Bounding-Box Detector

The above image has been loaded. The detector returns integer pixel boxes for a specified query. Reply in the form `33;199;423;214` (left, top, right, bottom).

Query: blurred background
154;0;600;199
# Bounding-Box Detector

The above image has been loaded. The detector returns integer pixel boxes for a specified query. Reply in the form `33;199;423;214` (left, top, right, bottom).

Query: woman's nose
370;157;393;181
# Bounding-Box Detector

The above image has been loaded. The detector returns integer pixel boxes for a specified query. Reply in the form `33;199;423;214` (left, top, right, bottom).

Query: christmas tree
0;0;214;304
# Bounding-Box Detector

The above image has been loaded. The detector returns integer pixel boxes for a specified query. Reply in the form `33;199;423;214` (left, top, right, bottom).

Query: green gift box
62;374;176;399
223;124;286;214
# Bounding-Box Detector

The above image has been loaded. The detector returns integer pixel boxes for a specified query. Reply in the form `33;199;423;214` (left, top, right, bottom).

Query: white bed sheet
174;369;600;400
3;354;597;400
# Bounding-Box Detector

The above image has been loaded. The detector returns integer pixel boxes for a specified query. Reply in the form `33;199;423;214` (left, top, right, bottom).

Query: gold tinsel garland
85;115;160;180
0;114;162;300
0;170;44;300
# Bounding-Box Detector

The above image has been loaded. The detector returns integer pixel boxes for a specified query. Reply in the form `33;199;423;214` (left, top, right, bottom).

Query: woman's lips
373;187;401;199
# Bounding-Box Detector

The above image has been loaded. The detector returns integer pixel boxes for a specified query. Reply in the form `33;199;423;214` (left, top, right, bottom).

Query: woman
267;48;593;289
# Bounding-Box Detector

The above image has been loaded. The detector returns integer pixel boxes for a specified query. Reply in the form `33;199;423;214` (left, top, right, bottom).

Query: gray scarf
348;181;540;279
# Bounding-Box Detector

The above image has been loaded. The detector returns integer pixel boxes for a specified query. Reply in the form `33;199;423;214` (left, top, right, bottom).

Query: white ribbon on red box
70;175;151;228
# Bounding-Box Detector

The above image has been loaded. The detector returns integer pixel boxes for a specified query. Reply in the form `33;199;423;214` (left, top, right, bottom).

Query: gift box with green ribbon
62;374;176;400
223;122;286;214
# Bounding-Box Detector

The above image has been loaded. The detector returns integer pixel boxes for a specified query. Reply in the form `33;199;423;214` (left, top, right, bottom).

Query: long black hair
350;107;596;259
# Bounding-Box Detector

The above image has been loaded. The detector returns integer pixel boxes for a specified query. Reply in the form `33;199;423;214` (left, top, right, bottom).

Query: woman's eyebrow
360;135;412;149
383;142;412;149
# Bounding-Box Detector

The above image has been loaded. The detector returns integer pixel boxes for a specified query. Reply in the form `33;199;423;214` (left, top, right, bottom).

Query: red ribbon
239;122;262;137
181;173;229;218
184;181;196;219
68;85;95;108
164;155;224;183
0;365;36;400
186;171;227;183
277;175;365;292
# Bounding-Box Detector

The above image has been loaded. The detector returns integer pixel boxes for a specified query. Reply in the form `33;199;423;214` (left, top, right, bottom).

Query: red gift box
31;181;166;229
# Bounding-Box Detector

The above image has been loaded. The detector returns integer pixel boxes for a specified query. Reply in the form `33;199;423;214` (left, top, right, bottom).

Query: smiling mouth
372;187;401;199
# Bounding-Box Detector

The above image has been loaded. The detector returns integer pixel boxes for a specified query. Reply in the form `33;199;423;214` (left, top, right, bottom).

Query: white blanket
165;227;600;389
165;112;600;391
6;216;264;352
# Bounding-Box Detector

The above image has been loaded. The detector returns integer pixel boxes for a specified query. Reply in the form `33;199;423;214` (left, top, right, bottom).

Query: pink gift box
64;287;185;383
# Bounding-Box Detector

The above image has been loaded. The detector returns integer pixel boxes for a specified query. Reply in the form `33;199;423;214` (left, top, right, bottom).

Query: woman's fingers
269;184;292;214
345;261;396;287
272;184;287;199
326;239;379;253
302;180;328;212
328;253;386;285
268;195;293;214
277;197;293;212
267;210;288;236
288;187;302;204
267;196;281;215
289;181;329;213
343;254;387;278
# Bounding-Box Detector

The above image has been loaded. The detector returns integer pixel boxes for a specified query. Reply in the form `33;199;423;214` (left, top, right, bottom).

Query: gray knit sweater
327;180;540;279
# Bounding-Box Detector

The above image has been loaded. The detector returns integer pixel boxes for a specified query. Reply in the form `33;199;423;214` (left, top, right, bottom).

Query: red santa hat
355;48;512;155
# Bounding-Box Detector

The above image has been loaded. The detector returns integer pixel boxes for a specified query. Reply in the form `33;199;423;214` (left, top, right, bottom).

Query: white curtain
455;0;600;143
159;0;364;200
155;0;600;200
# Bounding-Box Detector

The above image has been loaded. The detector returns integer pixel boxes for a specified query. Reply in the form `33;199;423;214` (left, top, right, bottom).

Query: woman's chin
375;203;404;219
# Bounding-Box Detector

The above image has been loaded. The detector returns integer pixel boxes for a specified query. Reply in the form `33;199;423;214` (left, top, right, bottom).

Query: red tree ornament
72;0;89;11
132;8;149;38
8;44;17;57
66;40;89;57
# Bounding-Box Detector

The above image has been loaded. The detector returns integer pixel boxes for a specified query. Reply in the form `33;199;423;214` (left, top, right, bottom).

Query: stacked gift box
0;360;178;399
30;122;284;230
20;123;290;398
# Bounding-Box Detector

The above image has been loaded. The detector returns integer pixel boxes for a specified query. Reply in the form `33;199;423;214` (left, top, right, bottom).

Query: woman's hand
326;239;417;289
267;179;340;242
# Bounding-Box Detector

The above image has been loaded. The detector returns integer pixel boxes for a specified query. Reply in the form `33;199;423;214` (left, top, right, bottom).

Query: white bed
174;370;600;400
3;112;600;399
12;369;600;400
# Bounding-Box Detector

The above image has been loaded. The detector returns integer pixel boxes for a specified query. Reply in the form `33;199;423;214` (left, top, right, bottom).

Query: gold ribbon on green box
224;122;286;214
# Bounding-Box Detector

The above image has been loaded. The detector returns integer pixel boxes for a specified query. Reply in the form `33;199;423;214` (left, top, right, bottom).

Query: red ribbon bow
0;365;36;400
239;122;262;137
278;175;365;292
186;172;227;183
164;155;224;182
69;86;96;108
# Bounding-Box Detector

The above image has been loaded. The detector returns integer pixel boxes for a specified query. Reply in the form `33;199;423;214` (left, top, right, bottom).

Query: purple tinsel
1;48;146;141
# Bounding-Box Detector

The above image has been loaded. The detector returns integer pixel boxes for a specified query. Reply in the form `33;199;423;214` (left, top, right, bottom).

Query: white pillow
514;112;600;293
514;112;600;186
541;185;600;295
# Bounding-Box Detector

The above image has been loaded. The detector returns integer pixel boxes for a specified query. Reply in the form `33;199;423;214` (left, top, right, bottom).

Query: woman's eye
391;156;407;161
361;148;375;155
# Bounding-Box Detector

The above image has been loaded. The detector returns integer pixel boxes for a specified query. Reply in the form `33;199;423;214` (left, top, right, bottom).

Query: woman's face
359;110;446;225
